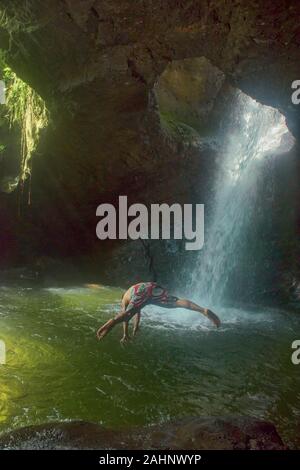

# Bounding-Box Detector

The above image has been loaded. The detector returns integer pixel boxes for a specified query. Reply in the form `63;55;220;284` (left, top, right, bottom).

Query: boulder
0;416;287;450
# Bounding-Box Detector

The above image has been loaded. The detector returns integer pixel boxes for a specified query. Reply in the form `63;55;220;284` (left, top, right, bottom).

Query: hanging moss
0;2;38;33
0;53;49;187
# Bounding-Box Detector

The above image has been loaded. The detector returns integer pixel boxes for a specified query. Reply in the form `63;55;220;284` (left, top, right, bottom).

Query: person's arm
133;312;141;337
120;320;130;343
97;310;130;341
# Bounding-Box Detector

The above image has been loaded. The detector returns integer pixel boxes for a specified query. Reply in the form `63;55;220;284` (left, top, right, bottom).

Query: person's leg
156;298;220;327
133;311;141;337
175;298;206;313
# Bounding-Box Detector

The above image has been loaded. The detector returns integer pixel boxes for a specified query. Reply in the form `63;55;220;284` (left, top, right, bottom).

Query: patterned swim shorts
126;282;178;312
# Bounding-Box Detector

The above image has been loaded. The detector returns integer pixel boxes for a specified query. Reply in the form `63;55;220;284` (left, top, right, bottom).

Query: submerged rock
0;416;287;450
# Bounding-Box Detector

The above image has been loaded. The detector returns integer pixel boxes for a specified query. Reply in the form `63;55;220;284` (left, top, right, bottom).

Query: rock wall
0;1;299;300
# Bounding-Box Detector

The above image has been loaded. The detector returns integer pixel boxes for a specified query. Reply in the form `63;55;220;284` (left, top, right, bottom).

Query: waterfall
190;90;294;306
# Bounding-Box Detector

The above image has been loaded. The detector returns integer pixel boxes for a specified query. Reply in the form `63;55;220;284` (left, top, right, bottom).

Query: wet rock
0;416;287;450
0;1;299;298
0;267;38;283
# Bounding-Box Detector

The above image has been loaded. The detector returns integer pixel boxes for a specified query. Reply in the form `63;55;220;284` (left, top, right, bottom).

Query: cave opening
154;57;297;306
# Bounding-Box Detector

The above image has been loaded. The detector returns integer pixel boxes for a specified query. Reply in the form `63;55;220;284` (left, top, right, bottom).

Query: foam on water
140;303;278;333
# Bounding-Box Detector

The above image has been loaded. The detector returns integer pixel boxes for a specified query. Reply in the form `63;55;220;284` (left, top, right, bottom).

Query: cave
153;56;298;304
0;0;300;453
0;2;298;299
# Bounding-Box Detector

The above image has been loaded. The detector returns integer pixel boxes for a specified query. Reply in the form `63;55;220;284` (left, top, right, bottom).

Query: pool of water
0;285;299;447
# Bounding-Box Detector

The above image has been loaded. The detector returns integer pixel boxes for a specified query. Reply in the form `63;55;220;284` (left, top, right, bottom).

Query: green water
0;285;299;447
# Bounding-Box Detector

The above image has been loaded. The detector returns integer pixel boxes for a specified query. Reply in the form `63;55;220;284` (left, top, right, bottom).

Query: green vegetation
0;2;36;33
159;111;201;145
0;52;49;189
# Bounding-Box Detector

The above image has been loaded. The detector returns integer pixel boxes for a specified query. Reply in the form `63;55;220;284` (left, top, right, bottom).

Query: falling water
190;91;294;306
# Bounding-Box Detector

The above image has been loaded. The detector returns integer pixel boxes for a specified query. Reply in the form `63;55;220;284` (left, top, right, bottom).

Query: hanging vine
0;53;49;204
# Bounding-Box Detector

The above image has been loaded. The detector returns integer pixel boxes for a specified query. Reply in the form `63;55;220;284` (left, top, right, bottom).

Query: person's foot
205;309;221;328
